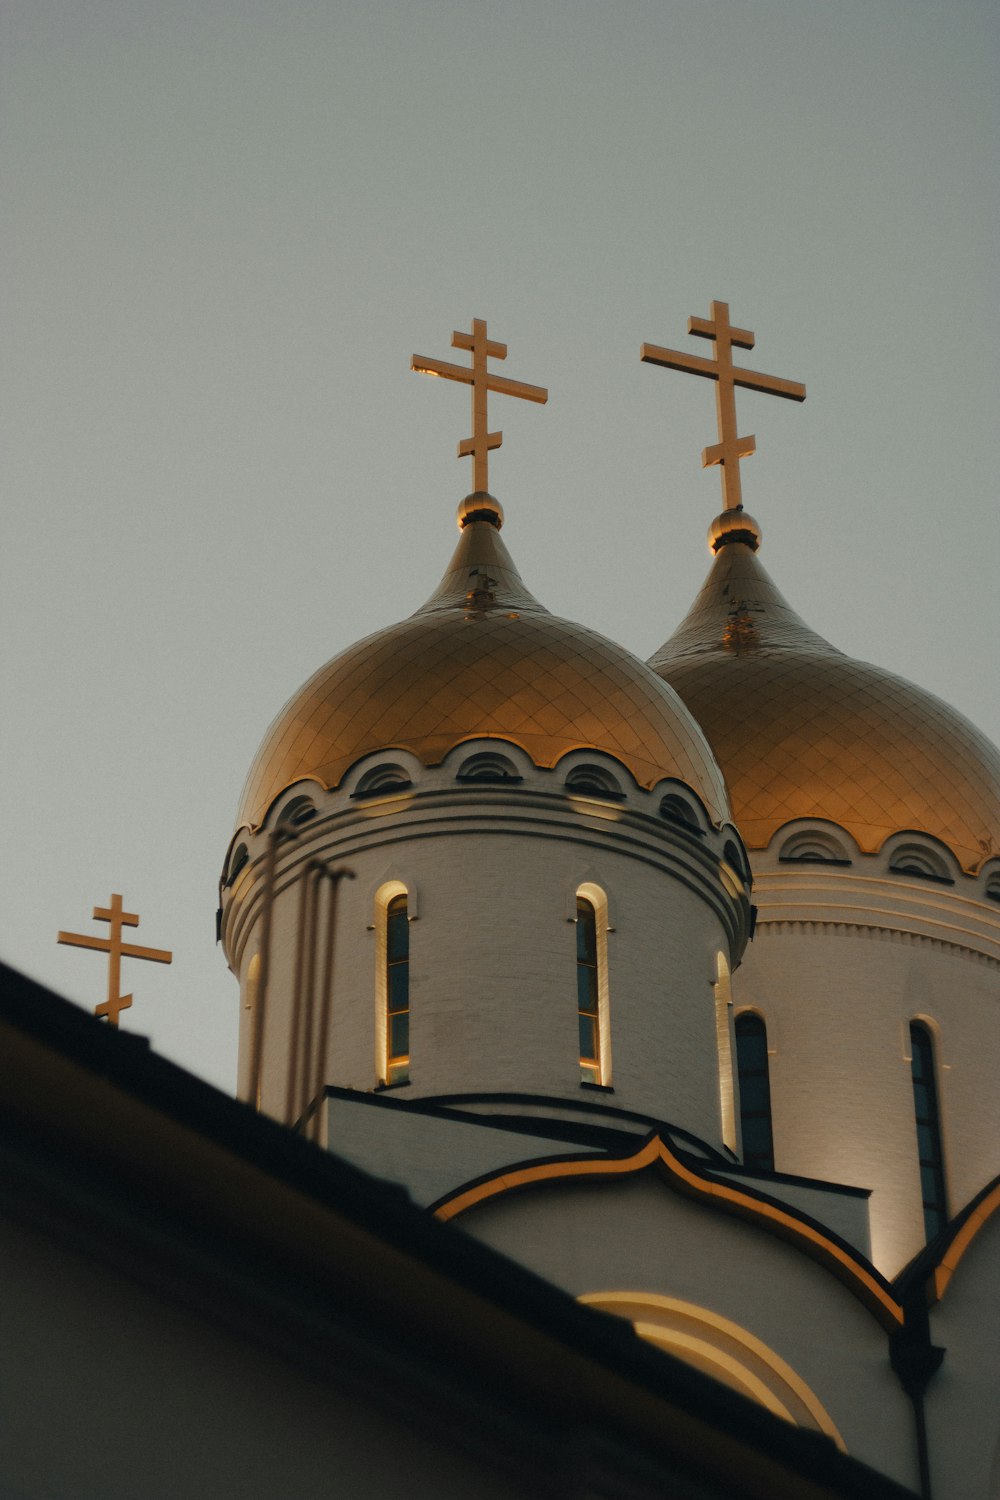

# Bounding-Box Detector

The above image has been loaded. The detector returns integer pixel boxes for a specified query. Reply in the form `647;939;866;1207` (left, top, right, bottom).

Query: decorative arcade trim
433;1132;904;1330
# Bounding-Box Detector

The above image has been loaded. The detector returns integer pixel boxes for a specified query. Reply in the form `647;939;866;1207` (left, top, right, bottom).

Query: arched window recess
886;838;955;885
373;882;413;1087
659;792;705;834
909;1021;947;1241
385;895;410;1084
724;838;751;887
353;762;413;798
456;749;522;783
225;843;249;887
735;1012;775;1172
565;764;625;801
573;883;612;1087
277;795;318;830
778;827;852;866
714;953;737;1155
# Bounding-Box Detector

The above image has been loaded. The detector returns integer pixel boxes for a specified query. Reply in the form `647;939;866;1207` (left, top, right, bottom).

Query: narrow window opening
385;895;410;1084
735;1014;775;1171
714;954;737;1155
576;897;600;1083
910;1022;947;1240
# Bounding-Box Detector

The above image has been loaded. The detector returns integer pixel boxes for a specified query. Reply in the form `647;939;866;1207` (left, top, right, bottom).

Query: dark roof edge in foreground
0;962;917;1500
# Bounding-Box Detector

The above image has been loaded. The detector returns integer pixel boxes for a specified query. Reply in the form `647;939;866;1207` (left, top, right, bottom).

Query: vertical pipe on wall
248;828;292;1111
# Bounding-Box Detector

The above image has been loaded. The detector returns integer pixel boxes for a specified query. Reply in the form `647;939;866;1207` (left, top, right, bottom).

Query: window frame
374;881;412;1086
385;895;410;1084
714;953;737;1154
734;1011;775;1172
909;1021;948;1240
574;883;612;1086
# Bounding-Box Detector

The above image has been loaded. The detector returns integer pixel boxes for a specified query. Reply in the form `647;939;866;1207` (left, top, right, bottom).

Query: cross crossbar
640;345;805;403
642;299;805;512
412;317;548;496
58;891;172;1026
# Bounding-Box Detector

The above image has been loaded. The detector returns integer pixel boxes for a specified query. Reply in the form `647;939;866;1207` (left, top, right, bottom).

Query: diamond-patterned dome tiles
237;518;730;831
651;541;1000;873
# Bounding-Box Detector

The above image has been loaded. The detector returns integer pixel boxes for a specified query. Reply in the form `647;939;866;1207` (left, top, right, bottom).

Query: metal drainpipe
889;1295;945;1500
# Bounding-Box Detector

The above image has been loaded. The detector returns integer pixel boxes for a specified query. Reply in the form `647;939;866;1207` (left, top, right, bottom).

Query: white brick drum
734;827;1000;1275
221;742;751;1148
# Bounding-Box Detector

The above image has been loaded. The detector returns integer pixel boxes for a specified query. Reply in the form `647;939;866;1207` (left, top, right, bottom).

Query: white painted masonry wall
0;1213;526;1500
455;1174;918;1492
222;742;750;1149
927;1213;1000;1500
735;823;1000;1275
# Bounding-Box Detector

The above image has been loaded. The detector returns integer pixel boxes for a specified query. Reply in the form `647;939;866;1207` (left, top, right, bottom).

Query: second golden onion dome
236;502;731;831
649;510;1000;874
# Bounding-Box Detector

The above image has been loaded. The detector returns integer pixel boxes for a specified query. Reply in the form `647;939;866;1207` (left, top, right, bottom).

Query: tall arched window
910;1022;947;1240
714;953;737;1154
238;952;261;1104
574;884;612;1086
385;894;410;1084
735;1013;775;1171
576;896;601;1082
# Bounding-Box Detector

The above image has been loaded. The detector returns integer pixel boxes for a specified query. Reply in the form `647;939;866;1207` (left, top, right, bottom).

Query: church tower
210;307;1000;1495
642;302;1000;1276
649;500;1000;1275
220;319;752;1154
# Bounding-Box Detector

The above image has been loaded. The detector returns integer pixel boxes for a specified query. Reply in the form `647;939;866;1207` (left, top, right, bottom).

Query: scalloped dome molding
650;539;1000;874
237;517;730;831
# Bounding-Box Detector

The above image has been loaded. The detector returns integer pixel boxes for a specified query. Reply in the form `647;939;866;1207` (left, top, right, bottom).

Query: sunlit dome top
236;497;730;831
649;509;1000;874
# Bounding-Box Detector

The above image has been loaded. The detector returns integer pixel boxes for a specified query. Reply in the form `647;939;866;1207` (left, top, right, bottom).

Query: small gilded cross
642;300;805;512
58;892;172;1026
412;318;548;496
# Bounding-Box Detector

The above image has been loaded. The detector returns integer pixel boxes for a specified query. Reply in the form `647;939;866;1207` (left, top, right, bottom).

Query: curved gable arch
580;1291;845;1447
925;1174;1000;1304
433;1133;904;1330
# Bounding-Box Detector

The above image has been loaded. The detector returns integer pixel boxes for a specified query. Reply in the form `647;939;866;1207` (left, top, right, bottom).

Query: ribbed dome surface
649;535;1000;873
236;515;730;830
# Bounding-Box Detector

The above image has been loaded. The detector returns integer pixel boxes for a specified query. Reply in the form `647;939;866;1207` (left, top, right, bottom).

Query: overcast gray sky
2;0;997;1092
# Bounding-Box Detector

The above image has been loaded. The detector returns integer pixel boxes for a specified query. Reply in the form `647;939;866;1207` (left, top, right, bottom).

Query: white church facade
3;305;999;1500
219;309;1000;1499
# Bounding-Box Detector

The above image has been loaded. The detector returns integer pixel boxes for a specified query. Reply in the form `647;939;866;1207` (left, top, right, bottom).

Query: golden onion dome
236;497;730;831
649;508;1000;874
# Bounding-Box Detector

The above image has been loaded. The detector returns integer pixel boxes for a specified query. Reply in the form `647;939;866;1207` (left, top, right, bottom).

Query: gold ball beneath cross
456;493;504;530
708;508;762;553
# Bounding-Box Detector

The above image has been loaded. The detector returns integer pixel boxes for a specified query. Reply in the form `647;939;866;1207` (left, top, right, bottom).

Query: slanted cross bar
412;318;547;495
641;300;805;511
58;892;172;1025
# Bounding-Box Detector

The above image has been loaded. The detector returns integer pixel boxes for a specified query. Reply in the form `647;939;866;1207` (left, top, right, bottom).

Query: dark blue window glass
910;1023;947;1240
576;898;600;1081
386;895;410;1084
735;1013;775;1171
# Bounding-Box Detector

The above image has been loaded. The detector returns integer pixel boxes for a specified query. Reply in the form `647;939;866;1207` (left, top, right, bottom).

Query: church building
3;304;999;1500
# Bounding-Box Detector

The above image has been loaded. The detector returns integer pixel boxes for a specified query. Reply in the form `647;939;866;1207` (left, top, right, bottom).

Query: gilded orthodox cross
58;892;172;1025
642;300;805;511
412;318;548;495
